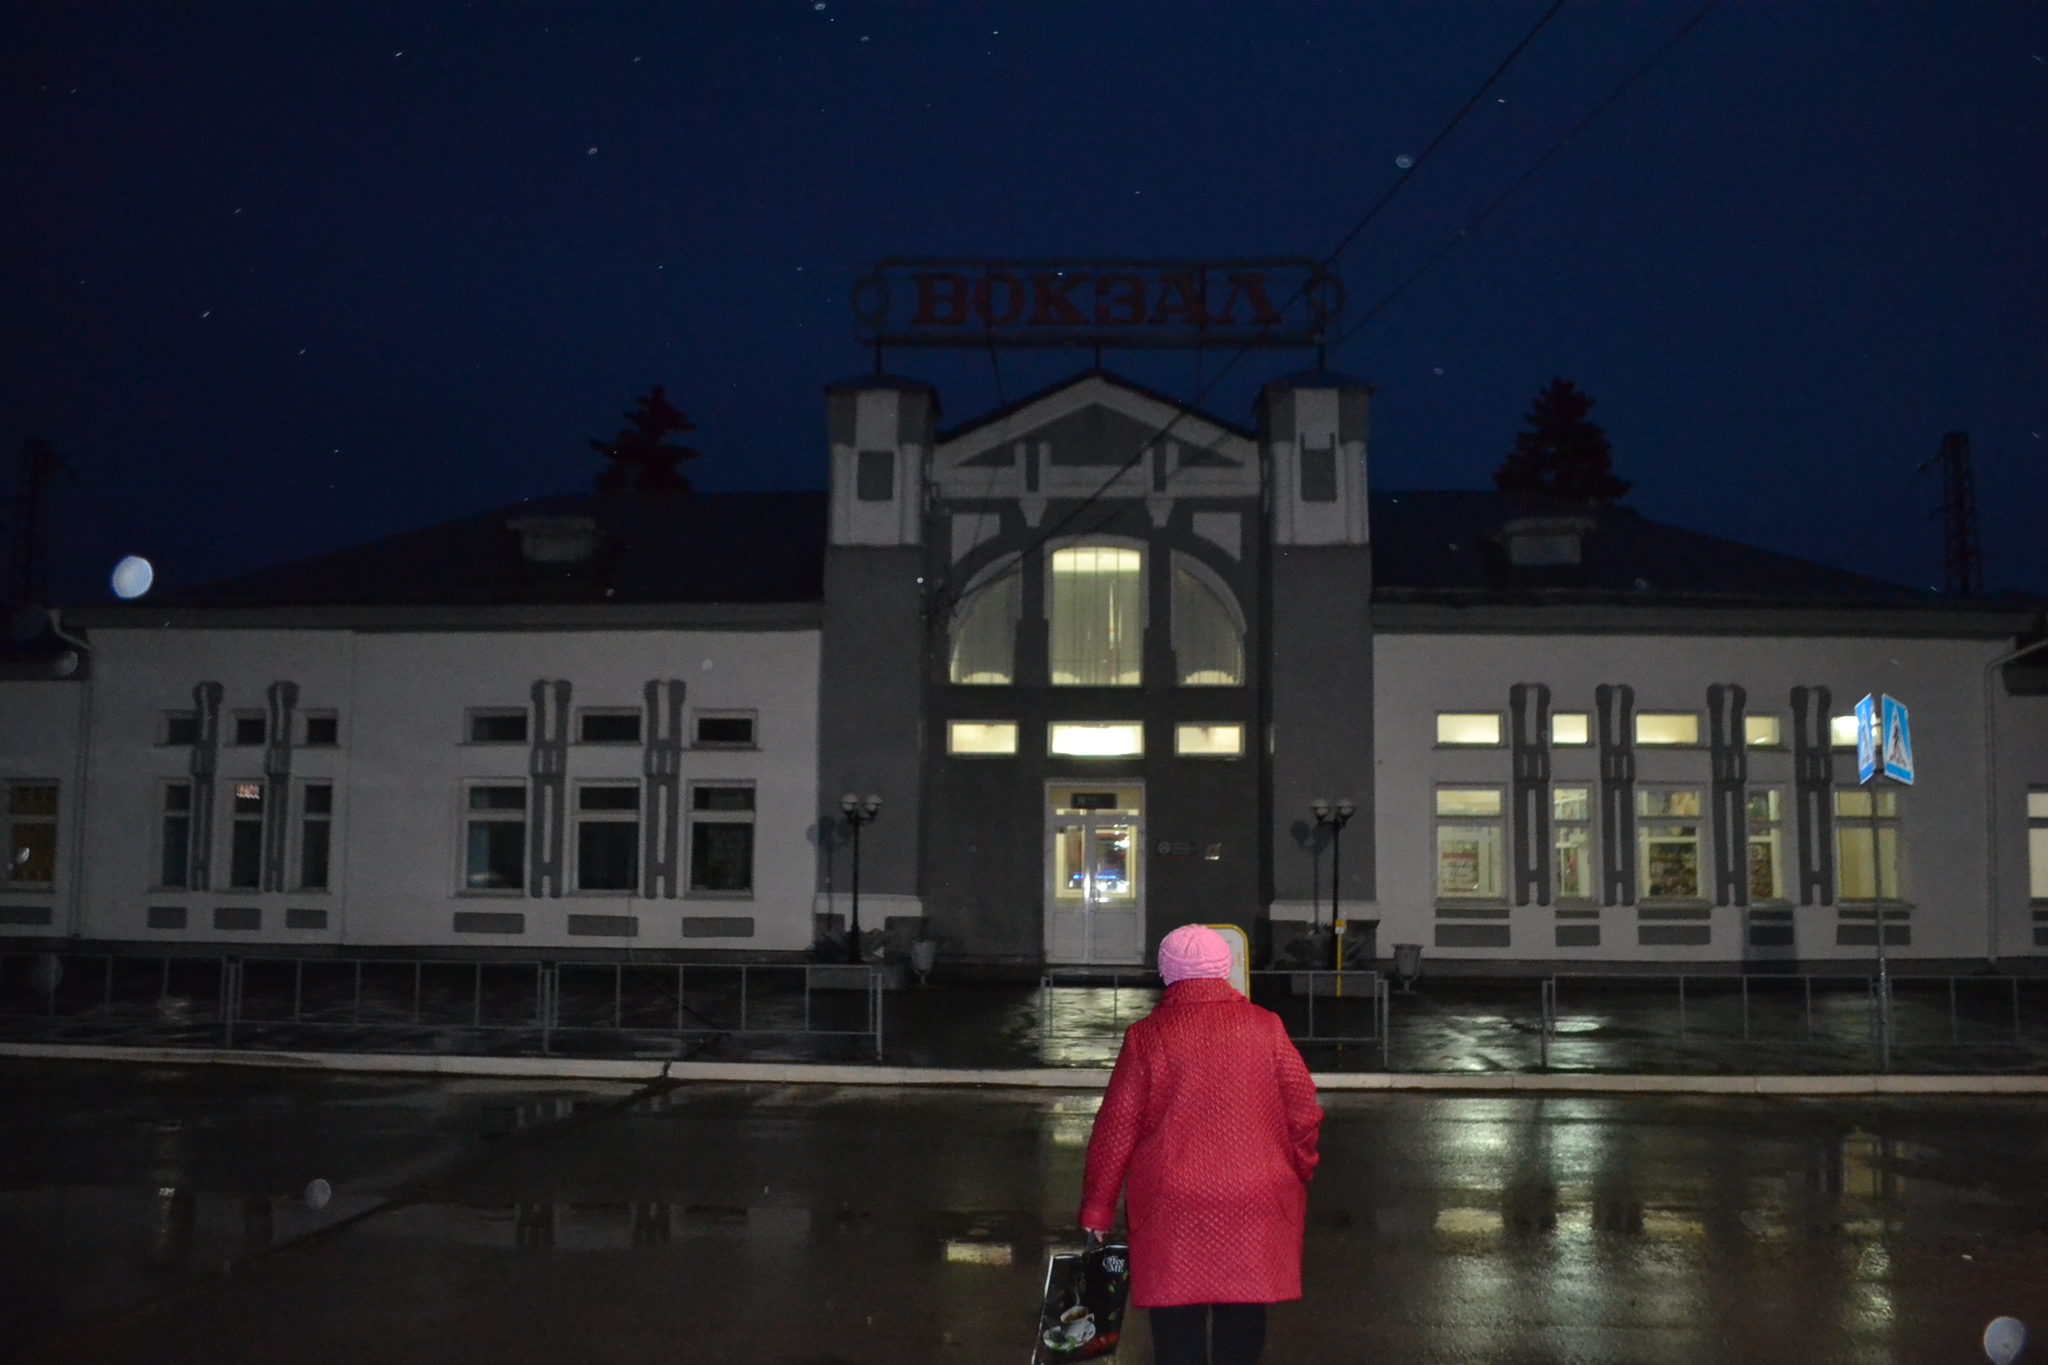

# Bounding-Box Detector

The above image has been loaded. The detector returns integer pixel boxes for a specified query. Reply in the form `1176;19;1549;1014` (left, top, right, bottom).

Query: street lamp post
1310;798;1357;973
839;793;882;966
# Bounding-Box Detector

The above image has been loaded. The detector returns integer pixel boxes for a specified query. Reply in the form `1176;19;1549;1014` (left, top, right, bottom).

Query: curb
6;1042;2048;1093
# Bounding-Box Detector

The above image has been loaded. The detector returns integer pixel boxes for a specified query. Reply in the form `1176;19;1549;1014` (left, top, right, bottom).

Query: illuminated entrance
1046;784;1144;965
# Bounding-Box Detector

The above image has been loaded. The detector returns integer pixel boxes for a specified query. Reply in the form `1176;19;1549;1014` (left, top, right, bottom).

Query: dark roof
155;491;826;609
1370;491;1935;606
937;367;1257;443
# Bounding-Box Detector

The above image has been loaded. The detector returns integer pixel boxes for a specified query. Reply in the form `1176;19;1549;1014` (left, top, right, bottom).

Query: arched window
1173;558;1244;686
1049;544;1144;687
949;560;1020;686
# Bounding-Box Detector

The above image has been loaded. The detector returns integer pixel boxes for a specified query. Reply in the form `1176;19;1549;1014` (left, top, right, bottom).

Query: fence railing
0;952;884;1059
1038;970;1388;1068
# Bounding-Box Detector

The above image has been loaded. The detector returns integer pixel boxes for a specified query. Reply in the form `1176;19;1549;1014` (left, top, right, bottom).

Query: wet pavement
7;1059;2048;1363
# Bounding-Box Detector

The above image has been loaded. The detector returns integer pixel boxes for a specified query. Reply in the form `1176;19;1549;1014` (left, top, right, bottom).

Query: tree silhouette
1492;378;1630;505
591;385;699;493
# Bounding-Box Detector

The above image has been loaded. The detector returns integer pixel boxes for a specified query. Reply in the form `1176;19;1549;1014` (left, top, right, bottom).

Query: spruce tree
591;385;699;493
1492;378;1630;505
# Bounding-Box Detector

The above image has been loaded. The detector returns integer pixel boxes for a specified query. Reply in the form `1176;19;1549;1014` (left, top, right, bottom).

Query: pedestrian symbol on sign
1853;694;1879;786
1881;694;1913;785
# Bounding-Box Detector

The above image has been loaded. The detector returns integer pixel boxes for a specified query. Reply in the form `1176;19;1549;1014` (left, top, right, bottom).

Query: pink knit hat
1157;924;1233;985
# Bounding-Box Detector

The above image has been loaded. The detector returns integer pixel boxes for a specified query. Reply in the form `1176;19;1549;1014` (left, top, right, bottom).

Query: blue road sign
1854;694;1878;785
1881;694;1914;784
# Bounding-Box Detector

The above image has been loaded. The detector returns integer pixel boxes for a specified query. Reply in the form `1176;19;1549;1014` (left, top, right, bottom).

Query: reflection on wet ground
9;1062;2048;1363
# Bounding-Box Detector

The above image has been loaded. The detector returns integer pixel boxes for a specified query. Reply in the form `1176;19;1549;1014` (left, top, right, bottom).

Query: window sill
692;743;759;752
459;741;529;747
685;889;755;901
1432;744;1506;751
457;887;528;898
568;888;639;897
0;887;56;895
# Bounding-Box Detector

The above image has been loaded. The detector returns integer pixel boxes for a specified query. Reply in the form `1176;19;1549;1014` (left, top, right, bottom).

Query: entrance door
1045;784;1144;965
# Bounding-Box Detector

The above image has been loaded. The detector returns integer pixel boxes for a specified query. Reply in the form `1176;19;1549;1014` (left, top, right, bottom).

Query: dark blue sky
5;2;2044;603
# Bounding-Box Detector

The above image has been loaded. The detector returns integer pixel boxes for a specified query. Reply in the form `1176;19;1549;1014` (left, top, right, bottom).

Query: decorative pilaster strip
1509;683;1552;907
187;682;225;891
1791;685;1835;906
261;681;299;892
1707;683;1749;907
528;679;571;898
1596;683;1637;906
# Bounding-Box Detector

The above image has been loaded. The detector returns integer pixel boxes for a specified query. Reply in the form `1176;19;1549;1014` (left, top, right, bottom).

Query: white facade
0;679;86;937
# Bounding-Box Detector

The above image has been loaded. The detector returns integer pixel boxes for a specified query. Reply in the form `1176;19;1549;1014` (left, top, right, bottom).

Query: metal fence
0;952;884;1059
1038;970;1388;1067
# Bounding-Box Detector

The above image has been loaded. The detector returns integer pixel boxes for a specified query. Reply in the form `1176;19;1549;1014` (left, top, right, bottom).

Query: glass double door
1045;784;1144;965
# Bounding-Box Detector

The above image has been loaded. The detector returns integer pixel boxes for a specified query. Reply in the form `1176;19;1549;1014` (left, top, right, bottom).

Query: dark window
469;711;529;744
6;782;59;887
285;907;328;930
856;449;895;501
578;823;639;891
581;786;641;812
580;712;641;744
692;786;754;812
214;906;261;931
694;716;756;747
229;780;264;889
299;783;333;890
690;823;754;893
164;713;199;746
303;715;338;746
1299;444;1337;503
147;905;187;930
465;785;526;890
160;783;192;888
469;786;527;812
234;716;267;746
303;785;333;816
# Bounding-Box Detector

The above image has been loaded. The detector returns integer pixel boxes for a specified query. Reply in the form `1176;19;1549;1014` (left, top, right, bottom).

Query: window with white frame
1637;788;1705;898
1634;713;1700;747
1175;724;1244;758
1830;715;1859;749
1744;715;1782;747
579;710;641;745
1436;713;1502;746
158;782;193;889
948;721;1019;756
575;784;640;892
2029;791;2048;902
464;785;527;891
689;785;755;894
298;782;333;890
1049;545;1143;687
693;712;757;748
1834;788;1902;901
1553;785;1594;900
1172;561;1244;686
948;559;1020;686
5;782;58;888
1747;788;1785;900
468;709;529;744
1551;712;1591;746
227;782;265;888
1435;787;1504;899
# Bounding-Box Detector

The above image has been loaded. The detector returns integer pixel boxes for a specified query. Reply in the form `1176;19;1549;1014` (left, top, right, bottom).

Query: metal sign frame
1880;693;1914;785
851;257;1342;352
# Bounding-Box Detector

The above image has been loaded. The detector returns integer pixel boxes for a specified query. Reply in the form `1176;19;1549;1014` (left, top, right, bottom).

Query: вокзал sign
853;258;1341;351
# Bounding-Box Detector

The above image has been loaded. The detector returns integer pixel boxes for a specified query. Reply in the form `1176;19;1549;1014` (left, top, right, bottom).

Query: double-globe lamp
839;794;883;965
1310;797;1357;971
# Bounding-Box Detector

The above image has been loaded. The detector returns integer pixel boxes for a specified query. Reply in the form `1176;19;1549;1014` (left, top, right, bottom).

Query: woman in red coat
1078;923;1324;1365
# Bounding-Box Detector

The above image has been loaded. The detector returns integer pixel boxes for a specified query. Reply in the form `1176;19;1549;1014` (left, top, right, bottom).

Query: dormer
826;376;937;547
1258;369;1372;547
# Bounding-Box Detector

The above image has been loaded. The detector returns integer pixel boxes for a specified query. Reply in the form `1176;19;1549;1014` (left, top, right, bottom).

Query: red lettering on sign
1094;274;1146;326
912;273;970;326
1213;272;1284;327
1147;271;1207;326
1029;272;1090;326
972;272;1027;326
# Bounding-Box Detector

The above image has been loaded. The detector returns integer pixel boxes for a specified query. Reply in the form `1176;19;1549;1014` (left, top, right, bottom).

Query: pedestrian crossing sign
1881;694;1914;785
1854;694;1878;785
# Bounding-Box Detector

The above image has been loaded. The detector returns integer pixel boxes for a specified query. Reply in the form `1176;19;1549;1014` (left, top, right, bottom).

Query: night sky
6;2;2044;605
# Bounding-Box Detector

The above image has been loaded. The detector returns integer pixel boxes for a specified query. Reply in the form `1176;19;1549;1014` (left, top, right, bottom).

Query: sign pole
1869;778;1890;1074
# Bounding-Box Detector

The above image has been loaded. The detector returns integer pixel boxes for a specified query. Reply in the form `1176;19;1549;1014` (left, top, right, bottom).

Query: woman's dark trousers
1150;1303;1267;1365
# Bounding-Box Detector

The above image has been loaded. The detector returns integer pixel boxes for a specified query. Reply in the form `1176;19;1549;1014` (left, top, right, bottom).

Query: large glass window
948;721;1019;756
1637;788;1704;898
5;782;58;888
576;785;641;892
1748;788;1784;900
1634;713;1700;746
2031;791;2048;903
1553;786;1593;900
1173;564;1243;686
690;785;755;893
1551;713;1591;746
299;783;333;890
1834;789;1902;901
1049;722;1144;758
465;785;526;891
159;783;192;889
1436;713;1502;746
1436;787;1504;899
227;782;265;889
949;565;1020;686
1049;545;1143;686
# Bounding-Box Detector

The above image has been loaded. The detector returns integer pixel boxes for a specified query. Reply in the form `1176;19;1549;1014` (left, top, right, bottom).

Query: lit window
468;709;529;744
162;712;199;746
1637;788;1703;898
465;785;526;891
1553;786;1593;899
694;713;756;747
1436;713;1502;746
576;785;640;892
1634;713;1699;746
1175;724;1244;758
690;785;755;894
1834;789;1902;902
159;783;192;889
228;782;264;889
1173;563;1243;686
1049;722;1144;758
580;711;641;744
1830;715;1859;749
1747;788;1784;900
948;721;1019;756
2028;792;2048;902
233;714;267;747
1551;712;1590;746
1744;715;1782;747
5;782;58;888
299;783;333;890
1435;787;1503;899
1049;545;1143;687
949;562;1020;686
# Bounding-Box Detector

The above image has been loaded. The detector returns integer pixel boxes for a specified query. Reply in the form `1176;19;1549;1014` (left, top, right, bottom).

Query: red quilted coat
1078;977;1324;1307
